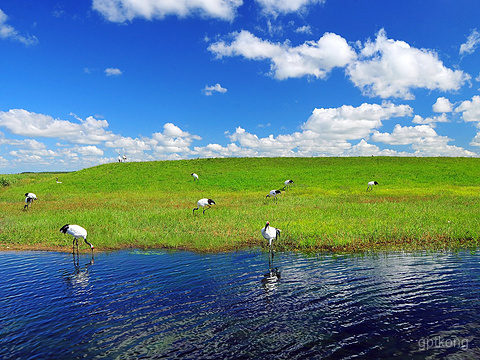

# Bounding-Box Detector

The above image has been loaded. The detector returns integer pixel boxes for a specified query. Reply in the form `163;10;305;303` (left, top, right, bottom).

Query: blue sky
1;0;480;173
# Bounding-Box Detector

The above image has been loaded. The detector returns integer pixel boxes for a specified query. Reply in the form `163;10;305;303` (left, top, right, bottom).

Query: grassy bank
1;157;480;253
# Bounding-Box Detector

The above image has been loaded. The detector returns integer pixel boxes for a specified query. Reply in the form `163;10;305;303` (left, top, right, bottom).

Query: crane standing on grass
366;181;379;191
24;193;37;210
282;180;294;190
193;198;215;214
266;189;281;202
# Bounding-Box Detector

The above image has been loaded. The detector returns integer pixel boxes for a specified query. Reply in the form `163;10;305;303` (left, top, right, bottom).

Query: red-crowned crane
191;173;199;181
24;193;37;210
366;181;379;191
266;189;281;202
193;198;215;214
60;224;94;253
281;179;294;190
261;221;281;267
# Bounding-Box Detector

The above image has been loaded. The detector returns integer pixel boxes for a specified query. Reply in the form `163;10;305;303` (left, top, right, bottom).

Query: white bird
122;155;127;162
261;221;281;248
191;173;199;181
117;155;122;163
56;177;62;184
24;192;37;210
193;198;216;214
366;181;379;191
60;224;94;252
266;189;281;202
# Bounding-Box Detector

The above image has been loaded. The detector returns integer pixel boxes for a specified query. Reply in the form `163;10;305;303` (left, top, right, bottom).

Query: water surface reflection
0;249;479;359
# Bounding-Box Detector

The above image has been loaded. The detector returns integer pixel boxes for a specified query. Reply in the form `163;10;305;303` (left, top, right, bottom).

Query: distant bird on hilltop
366;181;379;191
24;193;37;210
191;173;199;181
60;224;94;253
266;189;281;202
193;198;215;214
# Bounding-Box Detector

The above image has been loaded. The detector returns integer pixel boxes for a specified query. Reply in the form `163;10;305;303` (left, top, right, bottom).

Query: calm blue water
1;249;479;359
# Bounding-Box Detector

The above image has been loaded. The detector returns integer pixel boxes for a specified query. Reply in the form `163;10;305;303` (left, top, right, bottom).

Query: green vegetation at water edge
1;157;480;253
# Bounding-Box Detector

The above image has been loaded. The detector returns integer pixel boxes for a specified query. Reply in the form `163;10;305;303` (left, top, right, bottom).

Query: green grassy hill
1;157;480;252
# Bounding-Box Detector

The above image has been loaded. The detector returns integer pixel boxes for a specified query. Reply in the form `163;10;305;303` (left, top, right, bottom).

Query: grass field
1;157;480;253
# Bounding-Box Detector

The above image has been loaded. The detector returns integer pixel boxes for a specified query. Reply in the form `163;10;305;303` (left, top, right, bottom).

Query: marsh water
1;249;479;359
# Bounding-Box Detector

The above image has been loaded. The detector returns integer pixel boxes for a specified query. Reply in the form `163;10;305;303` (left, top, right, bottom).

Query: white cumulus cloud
302;102;413;140
209;30;356;80
347;29;470;99
432;97;453;113
455;95;480;123
0;109;117;144
412;113;449;128
371;124;475;156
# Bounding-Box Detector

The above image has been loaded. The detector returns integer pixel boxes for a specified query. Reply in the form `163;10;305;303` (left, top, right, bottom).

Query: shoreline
1;237;478;254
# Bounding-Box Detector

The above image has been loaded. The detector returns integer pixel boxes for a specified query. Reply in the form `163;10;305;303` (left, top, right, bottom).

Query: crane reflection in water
64;252;95;291
261;246;281;293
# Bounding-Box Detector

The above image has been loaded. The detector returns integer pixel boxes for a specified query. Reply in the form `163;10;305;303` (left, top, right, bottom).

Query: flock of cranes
22;171;379;256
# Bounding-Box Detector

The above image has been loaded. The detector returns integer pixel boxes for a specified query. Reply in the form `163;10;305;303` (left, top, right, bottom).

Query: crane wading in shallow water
60;224;94;253
193;198;216;214
261;221;281;267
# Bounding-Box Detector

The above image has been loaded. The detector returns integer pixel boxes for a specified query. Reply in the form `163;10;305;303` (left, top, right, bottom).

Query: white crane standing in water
60;224;94;253
261;221;281;268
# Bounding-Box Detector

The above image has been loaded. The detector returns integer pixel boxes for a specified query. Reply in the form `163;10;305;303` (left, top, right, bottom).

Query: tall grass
1;157;479;252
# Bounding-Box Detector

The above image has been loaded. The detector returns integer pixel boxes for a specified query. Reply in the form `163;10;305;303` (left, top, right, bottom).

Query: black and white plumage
262;221;281;268
266;189;281;202
56;177;62;184
191;173;199;181
366;181;379;191
24;192;37;210
261;221;281;248
60;224;94;252
281;179;294;190
193;198;216;214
